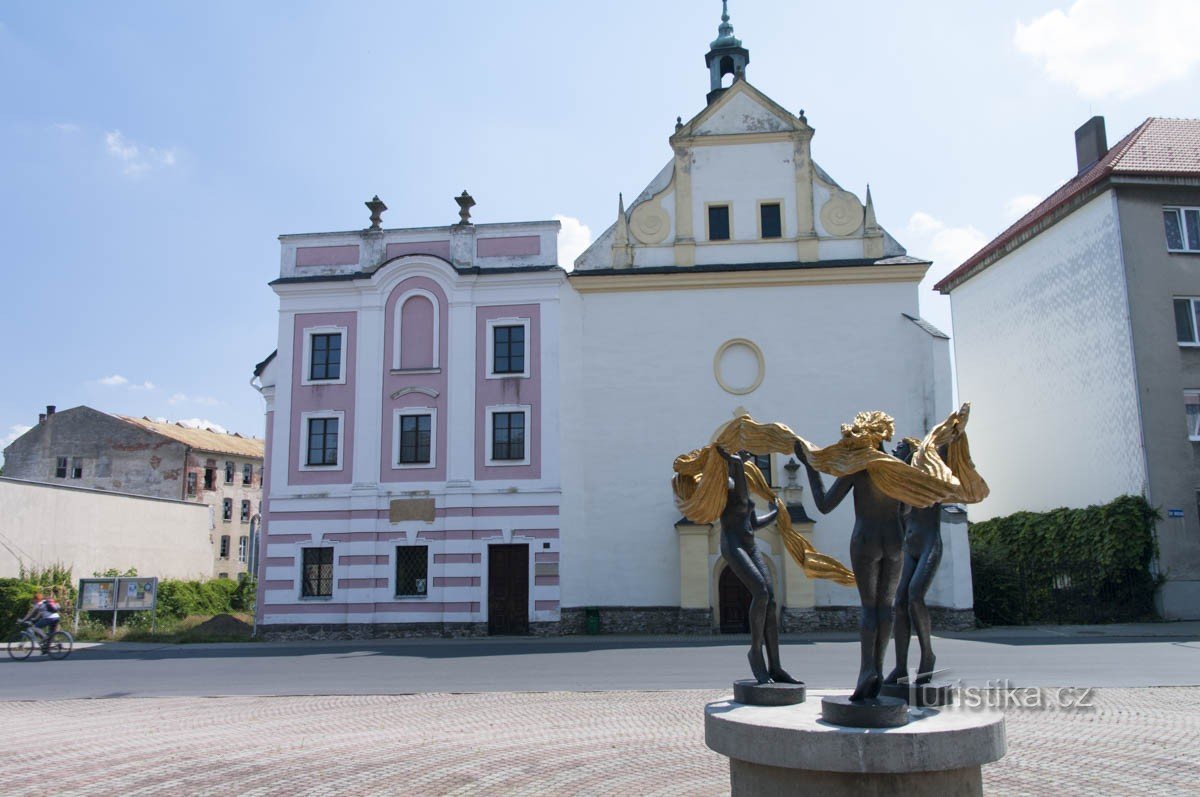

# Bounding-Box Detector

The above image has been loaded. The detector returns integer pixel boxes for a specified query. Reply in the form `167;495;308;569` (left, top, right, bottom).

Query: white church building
252;9;970;637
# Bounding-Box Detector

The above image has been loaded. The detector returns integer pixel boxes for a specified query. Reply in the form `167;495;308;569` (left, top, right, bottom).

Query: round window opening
714;338;765;395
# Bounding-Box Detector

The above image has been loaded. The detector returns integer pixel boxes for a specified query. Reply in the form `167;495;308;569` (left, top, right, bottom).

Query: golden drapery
671;404;988;587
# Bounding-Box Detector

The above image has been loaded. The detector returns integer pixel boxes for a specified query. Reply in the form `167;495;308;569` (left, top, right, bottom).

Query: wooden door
488;544;529;635
719;565;752;634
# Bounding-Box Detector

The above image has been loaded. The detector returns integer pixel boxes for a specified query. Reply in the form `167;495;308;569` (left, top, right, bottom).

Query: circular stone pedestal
879;680;956;707
706;695;1005;797
733;680;807;706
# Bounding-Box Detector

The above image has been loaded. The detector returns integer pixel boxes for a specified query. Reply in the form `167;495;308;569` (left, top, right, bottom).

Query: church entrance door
718;564;752;633
488;544;529;635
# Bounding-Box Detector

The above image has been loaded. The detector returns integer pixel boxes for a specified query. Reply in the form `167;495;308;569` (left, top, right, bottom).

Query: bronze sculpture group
672;405;987;705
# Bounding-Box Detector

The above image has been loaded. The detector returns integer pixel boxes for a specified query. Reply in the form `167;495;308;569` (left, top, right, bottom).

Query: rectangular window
222;498;233;522
493;325;526;375
760;203;782;239
1164;207;1200;252
395;546;429;597
95;456;112;478
54;457;67;479
219;535;230;559
1175;298;1200;345
218;572;229;580
238;536;248;563
309;332;342;381
306;417;340;467
708;204;731;241
204;466;216;491
1187;392;1200;440
186;472;197;496
398;413;432;464
240;499;251;523
301;547;334;597
492;411;526;461
224;461;233;484
70;457;83;479
242;463;252;485
753;454;774;487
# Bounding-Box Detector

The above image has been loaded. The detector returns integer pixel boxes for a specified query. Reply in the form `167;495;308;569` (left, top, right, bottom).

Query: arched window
393;289;440;370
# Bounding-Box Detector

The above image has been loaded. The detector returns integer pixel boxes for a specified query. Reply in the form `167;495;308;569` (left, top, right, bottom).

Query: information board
78;579;116;611
116;578;157;610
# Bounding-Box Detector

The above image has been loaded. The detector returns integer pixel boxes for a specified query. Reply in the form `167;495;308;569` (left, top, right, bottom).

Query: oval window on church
714;338;764;395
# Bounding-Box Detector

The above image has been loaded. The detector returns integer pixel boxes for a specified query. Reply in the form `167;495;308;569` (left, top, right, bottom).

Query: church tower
705;1;750;104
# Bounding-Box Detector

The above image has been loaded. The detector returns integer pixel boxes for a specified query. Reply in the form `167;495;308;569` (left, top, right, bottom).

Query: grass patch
74;613;255;643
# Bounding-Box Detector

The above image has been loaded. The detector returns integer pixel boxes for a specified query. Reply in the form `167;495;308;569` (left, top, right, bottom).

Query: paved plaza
2;687;1197;795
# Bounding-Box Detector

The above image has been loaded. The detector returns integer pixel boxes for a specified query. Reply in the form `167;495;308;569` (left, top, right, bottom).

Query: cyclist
20;592;61;653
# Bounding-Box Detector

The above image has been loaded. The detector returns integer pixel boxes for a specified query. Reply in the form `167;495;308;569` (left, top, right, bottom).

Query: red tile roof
935;118;1200;293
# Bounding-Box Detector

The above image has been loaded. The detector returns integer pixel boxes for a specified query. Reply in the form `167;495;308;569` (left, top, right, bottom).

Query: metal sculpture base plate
820;695;909;728
733;679;807;706
879;680;956;707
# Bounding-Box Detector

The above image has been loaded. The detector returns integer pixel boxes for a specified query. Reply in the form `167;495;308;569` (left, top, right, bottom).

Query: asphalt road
3;626;1199;700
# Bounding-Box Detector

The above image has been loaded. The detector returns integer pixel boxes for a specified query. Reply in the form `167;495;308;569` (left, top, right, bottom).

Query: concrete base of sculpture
733;680;807;706
879;680;956;707
705;693;1005;797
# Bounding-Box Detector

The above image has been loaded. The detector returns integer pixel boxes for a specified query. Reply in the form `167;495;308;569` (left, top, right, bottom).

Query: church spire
705;0;750;105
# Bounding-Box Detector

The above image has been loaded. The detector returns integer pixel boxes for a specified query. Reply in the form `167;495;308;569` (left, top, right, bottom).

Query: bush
0;564;75;631
157;579;241;620
969;495;1160;625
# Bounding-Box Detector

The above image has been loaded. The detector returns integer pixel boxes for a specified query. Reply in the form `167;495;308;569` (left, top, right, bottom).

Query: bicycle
7;621;73;661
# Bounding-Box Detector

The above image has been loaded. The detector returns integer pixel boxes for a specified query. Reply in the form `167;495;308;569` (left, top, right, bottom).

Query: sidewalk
69;619;1200;654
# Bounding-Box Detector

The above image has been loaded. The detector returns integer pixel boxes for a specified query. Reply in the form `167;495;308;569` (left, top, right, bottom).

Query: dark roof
901;313;949;340
572;255;928;279
253;350;277;378
935;117;1200;294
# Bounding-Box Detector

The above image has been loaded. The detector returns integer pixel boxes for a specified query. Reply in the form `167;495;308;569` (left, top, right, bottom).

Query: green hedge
969;495;1160;625
156;578;256;620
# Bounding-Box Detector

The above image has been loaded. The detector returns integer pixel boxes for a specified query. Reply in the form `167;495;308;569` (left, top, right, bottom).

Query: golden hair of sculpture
671;404;988;588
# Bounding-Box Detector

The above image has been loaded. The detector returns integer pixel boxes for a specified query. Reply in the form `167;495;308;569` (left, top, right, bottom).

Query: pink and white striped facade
255;220;565;634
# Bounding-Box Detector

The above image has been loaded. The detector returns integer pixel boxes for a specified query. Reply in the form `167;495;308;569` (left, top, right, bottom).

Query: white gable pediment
694;90;794;136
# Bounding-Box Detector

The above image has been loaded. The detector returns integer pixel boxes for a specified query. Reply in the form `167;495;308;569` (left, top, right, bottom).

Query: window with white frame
486;317;530;378
301;547;333;597
393;408;436;468
395;545;429;597
487;405;531;465
238;536;248;563
1164;207;1200;252
1187;392;1200;440
300;411;344;470
301;326;348;385
1175;297;1200;345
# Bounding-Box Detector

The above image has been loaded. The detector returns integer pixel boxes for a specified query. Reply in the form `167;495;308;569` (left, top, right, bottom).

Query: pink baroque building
253;208;566;637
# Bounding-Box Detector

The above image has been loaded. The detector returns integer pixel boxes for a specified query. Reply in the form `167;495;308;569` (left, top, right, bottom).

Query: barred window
302;547;333;597
395;546;429;597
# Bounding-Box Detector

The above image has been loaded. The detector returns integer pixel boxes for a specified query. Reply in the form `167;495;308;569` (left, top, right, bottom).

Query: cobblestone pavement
0;688;1195;795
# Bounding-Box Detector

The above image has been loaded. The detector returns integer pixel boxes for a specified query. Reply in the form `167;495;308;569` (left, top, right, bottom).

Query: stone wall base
257;606;975;639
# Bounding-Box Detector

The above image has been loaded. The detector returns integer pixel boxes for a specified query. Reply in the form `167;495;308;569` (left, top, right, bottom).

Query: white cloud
169;393;220;406
553;214;592;271
98;374;129;387
1015;0;1200;99
104;130;178;177
1004;194;1043;221
53;122;80;133
129;381;156;391
906;212;990;340
2;424;32;449
175;418;228;434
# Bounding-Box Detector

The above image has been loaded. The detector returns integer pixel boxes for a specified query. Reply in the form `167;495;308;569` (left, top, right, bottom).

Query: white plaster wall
950;190;1146;520
563;277;958;609
0;478;214;579
690;141;797;245
694;92;793;136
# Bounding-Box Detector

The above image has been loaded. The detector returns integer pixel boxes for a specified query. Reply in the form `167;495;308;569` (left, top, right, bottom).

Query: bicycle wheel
7;632;34;661
45;631;73;660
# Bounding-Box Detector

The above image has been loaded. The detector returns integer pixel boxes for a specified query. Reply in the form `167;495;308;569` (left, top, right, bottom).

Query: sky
3;0;1200;462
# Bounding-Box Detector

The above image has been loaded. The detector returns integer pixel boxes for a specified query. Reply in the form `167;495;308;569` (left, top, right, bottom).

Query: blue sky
3;1;1199;460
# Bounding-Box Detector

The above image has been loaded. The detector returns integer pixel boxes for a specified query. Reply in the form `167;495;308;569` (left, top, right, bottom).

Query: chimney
46;405;56;418
1075;116;1108;174
38;413;46;424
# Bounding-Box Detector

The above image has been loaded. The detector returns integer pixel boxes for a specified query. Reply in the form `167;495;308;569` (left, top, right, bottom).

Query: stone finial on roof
365;195;387;230
455;191;476;225
864;184;879;231
712;0;741;49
